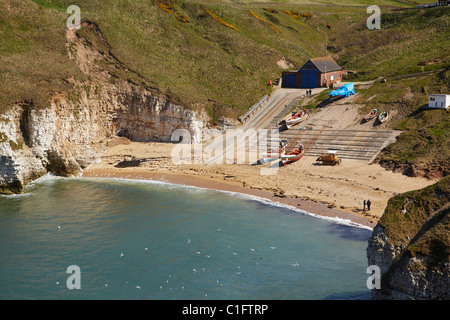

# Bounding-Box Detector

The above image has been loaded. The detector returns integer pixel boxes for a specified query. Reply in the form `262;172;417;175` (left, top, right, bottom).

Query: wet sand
82;140;436;230
83;167;374;229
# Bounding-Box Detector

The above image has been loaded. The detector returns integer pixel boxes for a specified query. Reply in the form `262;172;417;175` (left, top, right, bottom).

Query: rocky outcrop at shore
0;83;208;194
0;25;210;194
367;177;449;300
377;159;449;180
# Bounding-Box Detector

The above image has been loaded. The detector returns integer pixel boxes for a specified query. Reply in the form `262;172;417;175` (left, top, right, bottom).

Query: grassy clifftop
380;176;449;249
0;2;449;174
379;177;449;283
3;0;441;121
369;176;449;299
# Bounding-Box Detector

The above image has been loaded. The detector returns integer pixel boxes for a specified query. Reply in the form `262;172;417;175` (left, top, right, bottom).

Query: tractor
316;150;342;166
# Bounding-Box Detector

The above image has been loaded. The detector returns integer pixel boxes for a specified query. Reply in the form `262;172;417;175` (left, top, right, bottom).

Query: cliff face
0;26;210;194
0;82;208;194
367;177;449;300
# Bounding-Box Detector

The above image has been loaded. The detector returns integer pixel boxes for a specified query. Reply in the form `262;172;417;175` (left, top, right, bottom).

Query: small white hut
428;94;449;110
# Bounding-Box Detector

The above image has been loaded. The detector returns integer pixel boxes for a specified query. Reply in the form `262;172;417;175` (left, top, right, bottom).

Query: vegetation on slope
380;177;449;246
337;6;449;80
1;0;425;120
332;6;449;178
0;1;448;177
379;177;449;282
366;70;449;178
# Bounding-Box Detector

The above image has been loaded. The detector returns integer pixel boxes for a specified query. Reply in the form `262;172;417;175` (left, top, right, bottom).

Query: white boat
286;110;308;129
378;111;388;123
262;140;287;163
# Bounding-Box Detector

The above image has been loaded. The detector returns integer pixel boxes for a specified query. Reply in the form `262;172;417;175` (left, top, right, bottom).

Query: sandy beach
82;138;436;229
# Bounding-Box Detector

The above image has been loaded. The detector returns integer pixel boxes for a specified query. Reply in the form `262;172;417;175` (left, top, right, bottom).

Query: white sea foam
1;173;68;199
79;176;373;230
0;191;33;199
210;188;374;231
28;172;62;184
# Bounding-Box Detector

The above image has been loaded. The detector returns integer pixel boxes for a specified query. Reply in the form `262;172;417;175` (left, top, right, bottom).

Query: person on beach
363;200;366;212
367;200;371;211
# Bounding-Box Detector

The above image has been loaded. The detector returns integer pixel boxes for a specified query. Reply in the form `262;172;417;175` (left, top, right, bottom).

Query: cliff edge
0;24;208;194
367;177;449;300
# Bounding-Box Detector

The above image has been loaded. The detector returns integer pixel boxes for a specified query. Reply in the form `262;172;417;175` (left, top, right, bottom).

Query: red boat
262;140;287;163
364;109;378;122
281;142;305;166
286;110;308;129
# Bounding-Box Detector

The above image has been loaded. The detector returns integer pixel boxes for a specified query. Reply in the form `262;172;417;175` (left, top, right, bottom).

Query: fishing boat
262;140;287;163
364;109;378;122
378;111;388;123
281;142;305;166
286;110;308;129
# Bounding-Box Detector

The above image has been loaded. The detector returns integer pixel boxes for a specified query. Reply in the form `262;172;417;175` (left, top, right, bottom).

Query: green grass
379;176;449;263
367;69;450;169
0;0;87;113
377;177;449;293
1;0;427;118
337;6;450;81
0;1;448;125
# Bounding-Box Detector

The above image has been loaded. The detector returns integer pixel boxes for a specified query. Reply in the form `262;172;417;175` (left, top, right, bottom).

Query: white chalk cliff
0;24;210;194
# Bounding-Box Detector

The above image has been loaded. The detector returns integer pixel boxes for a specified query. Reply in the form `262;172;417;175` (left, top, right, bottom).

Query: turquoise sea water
0;175;372;300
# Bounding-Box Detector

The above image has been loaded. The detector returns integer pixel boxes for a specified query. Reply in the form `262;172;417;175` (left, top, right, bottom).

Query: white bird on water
120;253;124;257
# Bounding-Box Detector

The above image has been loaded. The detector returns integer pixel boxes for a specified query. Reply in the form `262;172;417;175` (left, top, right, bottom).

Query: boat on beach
262;140;287;163
364;109;378;122
281;142;305;166
378;111;388;123
286;110;308;129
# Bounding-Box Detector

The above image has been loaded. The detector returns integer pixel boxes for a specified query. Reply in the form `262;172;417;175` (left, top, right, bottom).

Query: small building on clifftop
428;94;450;109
